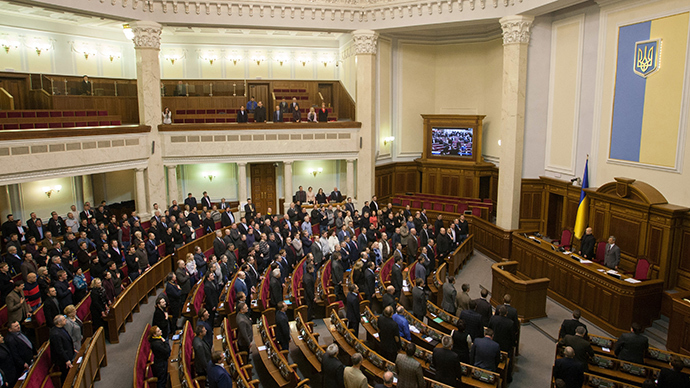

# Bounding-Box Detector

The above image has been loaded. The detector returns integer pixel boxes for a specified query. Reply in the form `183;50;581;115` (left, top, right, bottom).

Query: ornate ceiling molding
499;14;533;45
352;29;379;55
130;20;162;49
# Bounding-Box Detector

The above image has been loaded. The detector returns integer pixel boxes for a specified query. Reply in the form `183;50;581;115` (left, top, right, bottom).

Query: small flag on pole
574;157;589;240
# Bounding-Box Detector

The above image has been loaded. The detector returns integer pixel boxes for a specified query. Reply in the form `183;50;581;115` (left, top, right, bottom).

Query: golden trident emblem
636;45;655;72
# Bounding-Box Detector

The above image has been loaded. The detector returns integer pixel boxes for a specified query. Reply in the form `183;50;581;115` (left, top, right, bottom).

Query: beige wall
398;39;503;158
20;177;76;220
292;160;345;197
378;38;393;158
92;170;136;205
181;163;239;203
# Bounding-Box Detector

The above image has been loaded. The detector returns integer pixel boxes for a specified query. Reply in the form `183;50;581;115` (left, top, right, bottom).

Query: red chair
633;257;650;280
553;229;573;250
594;241;606;263
86;111;98;116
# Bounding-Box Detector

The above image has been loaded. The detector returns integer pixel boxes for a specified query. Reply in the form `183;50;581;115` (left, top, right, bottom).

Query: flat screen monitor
431;127;473;157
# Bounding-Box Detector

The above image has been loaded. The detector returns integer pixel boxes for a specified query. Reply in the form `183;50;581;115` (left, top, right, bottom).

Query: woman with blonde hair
89;278;109;335
185;252;198;282
307;107;317;122
63;305;83;351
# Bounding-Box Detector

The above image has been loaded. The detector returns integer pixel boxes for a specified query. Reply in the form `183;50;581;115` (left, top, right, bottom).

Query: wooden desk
668;290;690;354
511;233;664;336
490;261;549;322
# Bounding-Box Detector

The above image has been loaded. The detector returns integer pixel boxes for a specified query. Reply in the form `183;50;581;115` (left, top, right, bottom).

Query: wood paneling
374;162;419;204
468;216;513;261
52;96;139;124
519;179;544;231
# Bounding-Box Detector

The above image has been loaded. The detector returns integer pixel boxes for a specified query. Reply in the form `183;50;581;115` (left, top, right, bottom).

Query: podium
491;261;549;322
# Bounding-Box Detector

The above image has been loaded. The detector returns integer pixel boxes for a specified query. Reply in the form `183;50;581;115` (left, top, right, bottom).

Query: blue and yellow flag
573;158;589;240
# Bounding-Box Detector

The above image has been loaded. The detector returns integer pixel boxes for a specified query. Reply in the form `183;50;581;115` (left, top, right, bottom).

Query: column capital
283;161;293;166
237;162;247;167
135;167;147;173
499;15;534;45
129;21;162;50
165;164;177;169
346;159;356;163
352;30;379;55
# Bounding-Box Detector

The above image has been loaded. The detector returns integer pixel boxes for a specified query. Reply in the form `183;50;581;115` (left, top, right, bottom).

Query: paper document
424;337;433;342
580;260;593;264
602;347;611;353
373;333;379;338
257;346;266;351
433;318;443;324
216;335;223;340
624;278;641;283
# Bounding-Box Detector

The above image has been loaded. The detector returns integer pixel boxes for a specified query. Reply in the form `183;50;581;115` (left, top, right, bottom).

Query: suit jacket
488;315;515;352
220;211;235;227
343;367;367;388
414;261;426;283
204;280;220;312
202;218;215;234
244;204;256;220
657;367;690;388
553;357;585;388
433;347;460;386
441;282;457;314
330;191;343;202
213;237;226;257
269;277;282;307
382;293;396;311
614;332;648;364
322;354;345;388
44;296;61;327
345;292;359;324
193;336;212;376
407;235;419;261
49;326;76;367
302;272;315;304
275;311;290;349
459;309;484;340
236;110;248;123
332;260;344;285
411;286;427;318
207;363;233;388
471;337;501;372
6;290;31;324
237;312;253;348
579;234;597;258
273;110;284;122
395;354;425;388
378;315;400;354
559;319;587;339
604;244;621;269
254;106;267;122
363;268;376;300
561;334;594;367
475;298;492;327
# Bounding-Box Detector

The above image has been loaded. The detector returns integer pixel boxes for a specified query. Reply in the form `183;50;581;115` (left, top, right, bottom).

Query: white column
135;167;148;216
346;159;355;199
238;162;248;203
166;165;179;206
129;21;167;213
82;175;94;206
353;30;378;202
284;161;293;203
496;15;534;230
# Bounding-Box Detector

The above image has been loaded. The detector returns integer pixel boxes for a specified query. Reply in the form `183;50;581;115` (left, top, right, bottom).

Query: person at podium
578;227;596;260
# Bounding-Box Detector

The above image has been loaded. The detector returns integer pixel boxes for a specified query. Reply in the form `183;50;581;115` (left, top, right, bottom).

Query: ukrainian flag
573;158;589;240
610;12;689;168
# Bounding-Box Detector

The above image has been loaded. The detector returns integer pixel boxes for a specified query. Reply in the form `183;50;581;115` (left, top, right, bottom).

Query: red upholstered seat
36;111;49;117
49;122;61;128
174;119;183;123
634;258;650;280
75;111;87;116
207;109;216;114
595;241;606;264
86;111;97;116
34;123;48;128
77;294;92;321
184;119;194;123
111;120;121;125
553;229;572;250
7;111;21;118
196;109;206;114
99;121;111;126
88;121;98;126
186;110;195;114
0;112;6;118
50;111;61;117
62;122;75;128
194;118;204;123
98;110;108;116
20;123;34;129
63;111;75;117
409;262;417;282
176;110;185;115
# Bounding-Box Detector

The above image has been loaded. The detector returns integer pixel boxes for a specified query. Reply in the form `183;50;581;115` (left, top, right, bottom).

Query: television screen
431;127;473;157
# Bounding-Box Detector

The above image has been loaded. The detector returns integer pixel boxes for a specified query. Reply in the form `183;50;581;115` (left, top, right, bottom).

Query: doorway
546;193;564;239
318;83;333;108
250;163;277;216
248;83;270;112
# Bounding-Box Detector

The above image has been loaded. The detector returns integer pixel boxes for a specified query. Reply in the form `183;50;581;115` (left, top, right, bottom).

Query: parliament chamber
2;0;690;387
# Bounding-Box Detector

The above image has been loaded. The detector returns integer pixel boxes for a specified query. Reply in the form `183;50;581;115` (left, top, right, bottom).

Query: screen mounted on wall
431;127;473;157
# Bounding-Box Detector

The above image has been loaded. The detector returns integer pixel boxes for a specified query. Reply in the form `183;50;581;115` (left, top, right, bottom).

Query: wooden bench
255;314;310;388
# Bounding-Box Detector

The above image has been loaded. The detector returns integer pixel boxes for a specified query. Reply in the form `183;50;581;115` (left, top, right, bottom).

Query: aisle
93;293;158;388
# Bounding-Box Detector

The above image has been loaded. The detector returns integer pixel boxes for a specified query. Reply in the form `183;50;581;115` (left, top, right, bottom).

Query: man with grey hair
49;314;75;382
374;371;395;388
323;343;345;388
343;353;367;388
604;236;621;270
433;335;460;386
269;267;282;308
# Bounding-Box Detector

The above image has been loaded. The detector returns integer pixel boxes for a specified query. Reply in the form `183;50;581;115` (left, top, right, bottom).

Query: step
645;326;668;346
653;316;669;332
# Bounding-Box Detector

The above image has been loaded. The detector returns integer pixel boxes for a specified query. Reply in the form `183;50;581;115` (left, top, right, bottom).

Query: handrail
0;87;15;110
71;327;107;388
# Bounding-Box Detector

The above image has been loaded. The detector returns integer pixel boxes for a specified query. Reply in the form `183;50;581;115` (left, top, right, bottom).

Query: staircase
645;315;669;350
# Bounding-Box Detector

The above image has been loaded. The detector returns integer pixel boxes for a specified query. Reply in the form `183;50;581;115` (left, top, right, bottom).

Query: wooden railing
105;254;173;343
0;87;14;110
69;327;108;388
469;217;514;262
447;234;475;275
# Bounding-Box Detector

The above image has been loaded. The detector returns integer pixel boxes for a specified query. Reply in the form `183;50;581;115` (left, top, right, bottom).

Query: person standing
49;315;76;382
343;353;367;388
290;97;301;122
395;342;424;388
553;347;585;388
302;264;316;322
442;276;458;315
274;301;291;351
433;336;460;386
149;326;171;388
578;227;596;259
254;101;267;122
206;351;233;388
378;306;401;362
470;328;501;372
323;344;345;388
346;284;360;337
236;302;253;353
604;236;621;270
192;325;212;376
411;278;427;321
614;323;648;364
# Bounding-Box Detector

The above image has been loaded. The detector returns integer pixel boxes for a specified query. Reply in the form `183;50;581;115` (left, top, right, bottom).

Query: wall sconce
34;44;50;56
252;55;265;65
383;136;395;146
307;168;323;177
203;56;217;65
298;56;311;66
227;52;242;65
1;41;19;53
202;172;217;182
165;55;179;65
43;185;61;198
122;24;134;40
105;52;121;62
275;54;288;66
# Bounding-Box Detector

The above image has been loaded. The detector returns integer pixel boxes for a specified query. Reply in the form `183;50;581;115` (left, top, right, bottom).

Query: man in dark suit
604;236;621;270
213;231;226;258
460;299;484;340
192;325;212;376
322;344;345;388
202;213;215;235
236;106;248;123
274;301;291;350
184;193;197;210
201;192;212;209
295;186;307;204
244;199;256;221
578;227;597;259
390;256;403;300
80;75;91;95
378;306;400;362
220;210;235;227
330;187;343;202
207;351;233;388
236;302;253;353
269;269;282;308
657;356;690;387
254;101;267;122
471;328;501;372
553;346;585;388
273;105;284;122
332;253;345;301
489;305;516;381
382;286;396;312
614;322;649;364
560;326;594;368
5;321;36;376
411;278;427;321
475;288;492;327
345;197;356;216
363;261;376;301
302;264;316;321
44;287;61;327
279;98;289;114
442;276;458;315
49;315;76;382
289;97;301;122
559;309;587;339
433;336;460;386
495;294;520;338
345;284;360;336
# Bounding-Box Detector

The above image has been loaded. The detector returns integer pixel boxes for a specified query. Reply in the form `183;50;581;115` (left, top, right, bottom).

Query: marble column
82;175;94;207
135;167;148;216
1;186;12;220
166;165;179;205
129;21;166;211
73;176;84;212
496;15;534;230
284;161;293;204
238;163;248;203
353;30;378;202
346;159;355;200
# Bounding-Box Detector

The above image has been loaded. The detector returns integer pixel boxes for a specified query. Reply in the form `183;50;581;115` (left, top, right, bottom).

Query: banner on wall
609;12;689;169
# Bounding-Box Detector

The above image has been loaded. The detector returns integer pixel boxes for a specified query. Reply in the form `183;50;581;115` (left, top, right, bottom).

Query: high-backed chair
633;257;651;280
595;241;607;264
553;229;572;250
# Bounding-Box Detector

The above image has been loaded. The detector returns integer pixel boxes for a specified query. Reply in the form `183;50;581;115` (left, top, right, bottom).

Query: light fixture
122;24;134;40
497;139;502;146
307;167;323;177
227;52;242;65
164;54;179;65
106;52;121;62
320;56;333;67
252;54;265;66
383;136;395;146
275;53;288;66
34;44;50;56
1;40;19;53
202;172;217;182
202;56;217;65
43;185;62;198
298;55;311;67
